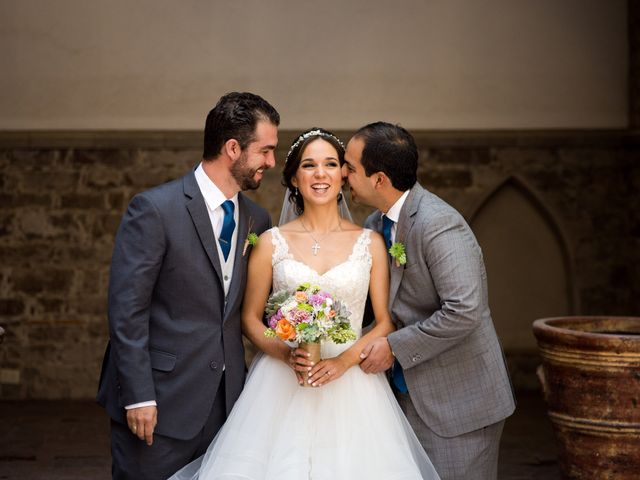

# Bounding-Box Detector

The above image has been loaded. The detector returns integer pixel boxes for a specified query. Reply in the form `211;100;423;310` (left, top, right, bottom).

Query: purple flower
310;292;331;307
268;310;283;329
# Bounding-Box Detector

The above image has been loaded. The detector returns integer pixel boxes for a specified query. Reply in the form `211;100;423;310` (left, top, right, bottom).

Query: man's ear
373;172;388;189
224;139;241;161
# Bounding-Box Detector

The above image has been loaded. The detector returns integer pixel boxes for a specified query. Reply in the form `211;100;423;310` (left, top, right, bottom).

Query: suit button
209;362;218;370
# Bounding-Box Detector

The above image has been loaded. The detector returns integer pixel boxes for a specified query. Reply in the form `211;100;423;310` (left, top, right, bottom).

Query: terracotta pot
299;341;321;388
533;316;640;479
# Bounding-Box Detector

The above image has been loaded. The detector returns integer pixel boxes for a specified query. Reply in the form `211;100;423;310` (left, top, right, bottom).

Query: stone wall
0;130;638;398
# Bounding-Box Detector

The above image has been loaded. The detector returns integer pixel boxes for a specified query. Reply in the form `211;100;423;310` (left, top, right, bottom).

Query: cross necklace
299;217;342;256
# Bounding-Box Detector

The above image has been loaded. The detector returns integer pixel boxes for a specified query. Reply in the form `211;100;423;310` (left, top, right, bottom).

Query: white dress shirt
194;163;239;296
383;190;410;243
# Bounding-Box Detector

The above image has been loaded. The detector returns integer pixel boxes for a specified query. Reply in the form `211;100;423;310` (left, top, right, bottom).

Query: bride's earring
337;191;343;202
295;187;299;197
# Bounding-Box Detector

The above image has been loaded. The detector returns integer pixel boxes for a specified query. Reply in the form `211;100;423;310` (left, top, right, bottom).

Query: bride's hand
307;357;349;387
287;347;314;385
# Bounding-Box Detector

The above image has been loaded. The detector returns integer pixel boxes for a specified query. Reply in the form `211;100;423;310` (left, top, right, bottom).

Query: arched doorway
469;176;575;354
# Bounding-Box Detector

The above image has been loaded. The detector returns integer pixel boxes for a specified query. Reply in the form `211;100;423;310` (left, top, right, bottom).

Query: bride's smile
292;138;343;205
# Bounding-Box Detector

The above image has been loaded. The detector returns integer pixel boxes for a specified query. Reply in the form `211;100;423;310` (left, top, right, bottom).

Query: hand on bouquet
287;347;314;385
307;356;349;387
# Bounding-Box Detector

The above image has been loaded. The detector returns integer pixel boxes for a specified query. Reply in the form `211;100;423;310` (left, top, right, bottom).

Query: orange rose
275;319;297;341
294;291;308;302
328;309;336;318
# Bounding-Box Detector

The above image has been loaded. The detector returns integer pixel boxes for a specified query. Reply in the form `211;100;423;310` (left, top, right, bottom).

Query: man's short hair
354;121;418;191
203;92;280;160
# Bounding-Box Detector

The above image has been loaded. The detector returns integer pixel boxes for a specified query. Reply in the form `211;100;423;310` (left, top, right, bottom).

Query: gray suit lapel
184;172;224;286
388;184;422;311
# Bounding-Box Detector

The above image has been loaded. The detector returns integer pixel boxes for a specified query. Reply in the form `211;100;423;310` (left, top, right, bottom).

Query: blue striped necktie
218;200;235;261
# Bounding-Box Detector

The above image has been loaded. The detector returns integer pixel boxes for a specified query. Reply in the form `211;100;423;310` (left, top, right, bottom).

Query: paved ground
0;391;561;479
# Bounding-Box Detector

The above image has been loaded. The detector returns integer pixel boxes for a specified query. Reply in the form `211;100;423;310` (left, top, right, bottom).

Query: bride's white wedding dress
170;228;439;480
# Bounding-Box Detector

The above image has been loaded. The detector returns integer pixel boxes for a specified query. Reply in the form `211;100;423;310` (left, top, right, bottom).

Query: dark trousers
111;376;226;480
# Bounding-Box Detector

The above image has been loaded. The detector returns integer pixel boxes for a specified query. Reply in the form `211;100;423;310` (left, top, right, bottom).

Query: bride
169;128;440;479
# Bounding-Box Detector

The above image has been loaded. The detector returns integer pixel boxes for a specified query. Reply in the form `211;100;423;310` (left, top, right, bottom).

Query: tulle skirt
169;351;440;480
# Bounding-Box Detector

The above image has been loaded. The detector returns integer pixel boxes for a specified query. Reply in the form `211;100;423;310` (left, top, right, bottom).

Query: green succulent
389;242;407;266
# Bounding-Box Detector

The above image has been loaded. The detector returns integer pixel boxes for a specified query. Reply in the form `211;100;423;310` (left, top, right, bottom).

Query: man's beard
231;151;263;191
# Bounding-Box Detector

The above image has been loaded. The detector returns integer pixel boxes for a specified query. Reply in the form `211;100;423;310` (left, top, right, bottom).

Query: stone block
75;269;102;296
0;212;15;237
84;166;124;189
60;193;105;210
106;192;129;211
74;296;107;316
427;147;492;166
11;269;74;295
16;211;79;240
0;193;52;208
122;167;184;190
91;213;122;238
21;171;80;193
0;383;23;398
36;298;66;314
27;323;81;344
0;343;23;367
137;149;197;168
8;149;62;167
0;298;25;316
421;169;473;189
71;150;134;169
87;320;109;339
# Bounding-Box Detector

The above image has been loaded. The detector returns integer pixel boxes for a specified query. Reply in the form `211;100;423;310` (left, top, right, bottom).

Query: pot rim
533;316;640;351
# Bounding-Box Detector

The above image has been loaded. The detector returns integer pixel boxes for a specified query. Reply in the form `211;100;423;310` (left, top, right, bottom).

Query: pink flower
288;308;311;325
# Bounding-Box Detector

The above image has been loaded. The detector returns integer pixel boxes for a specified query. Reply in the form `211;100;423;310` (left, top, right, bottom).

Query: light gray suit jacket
365;183;515;438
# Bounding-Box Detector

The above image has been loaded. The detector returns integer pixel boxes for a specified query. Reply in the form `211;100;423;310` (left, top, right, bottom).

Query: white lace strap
270;227;292;265
349;229;373;266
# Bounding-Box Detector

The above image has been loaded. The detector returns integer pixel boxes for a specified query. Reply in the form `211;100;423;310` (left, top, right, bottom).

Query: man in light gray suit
344;122;515;480
97;92;279;479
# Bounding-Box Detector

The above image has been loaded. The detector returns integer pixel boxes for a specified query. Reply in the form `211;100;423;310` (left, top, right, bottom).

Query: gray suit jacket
97;170;271;440
365;183;515;437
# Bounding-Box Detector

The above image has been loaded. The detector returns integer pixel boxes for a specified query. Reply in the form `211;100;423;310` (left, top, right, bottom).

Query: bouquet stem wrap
299;341;321;388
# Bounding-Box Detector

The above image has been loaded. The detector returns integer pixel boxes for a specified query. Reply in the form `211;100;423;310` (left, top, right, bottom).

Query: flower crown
285;129;345;163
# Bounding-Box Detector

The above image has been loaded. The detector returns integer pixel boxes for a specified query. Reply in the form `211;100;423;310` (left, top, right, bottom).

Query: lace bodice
270;227;372;355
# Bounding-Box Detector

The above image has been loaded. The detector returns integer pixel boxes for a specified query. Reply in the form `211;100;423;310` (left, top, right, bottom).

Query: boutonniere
388;242;407;267
242;218;258;256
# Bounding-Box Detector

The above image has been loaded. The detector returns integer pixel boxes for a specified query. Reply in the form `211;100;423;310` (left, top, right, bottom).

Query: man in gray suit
344;122;515;479
97;92;279;479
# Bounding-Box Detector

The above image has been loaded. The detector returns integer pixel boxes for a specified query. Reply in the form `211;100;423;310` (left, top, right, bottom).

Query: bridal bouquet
263;282;356;344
